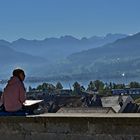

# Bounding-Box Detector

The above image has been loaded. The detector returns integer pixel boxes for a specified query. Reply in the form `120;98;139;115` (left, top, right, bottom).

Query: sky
0;0;140;41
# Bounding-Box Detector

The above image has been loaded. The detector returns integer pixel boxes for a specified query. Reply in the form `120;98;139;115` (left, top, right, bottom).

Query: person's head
12;69;25;81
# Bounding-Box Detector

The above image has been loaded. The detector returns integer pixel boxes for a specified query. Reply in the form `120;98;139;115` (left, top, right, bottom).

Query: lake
0;80;89;91
0;77;140;92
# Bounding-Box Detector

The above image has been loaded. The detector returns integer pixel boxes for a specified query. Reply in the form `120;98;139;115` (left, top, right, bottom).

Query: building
112;88;140;95
57;107;116;113
101;95;134;112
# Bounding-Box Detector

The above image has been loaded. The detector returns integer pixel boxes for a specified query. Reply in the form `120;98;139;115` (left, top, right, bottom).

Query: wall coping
0;113;140;123
31;113;140;118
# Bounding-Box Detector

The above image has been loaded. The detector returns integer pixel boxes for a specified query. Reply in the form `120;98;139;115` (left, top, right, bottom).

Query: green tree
36;83;56;92
113;83;125;89
129;81;140;88
37;85;43;91
109;82;113;89
73;81;81;95
94;80;104;90
47;84;56;92
87;81;95;91
42;83;48;91
56;82;63;90
81;86;85;91
28;86;32;92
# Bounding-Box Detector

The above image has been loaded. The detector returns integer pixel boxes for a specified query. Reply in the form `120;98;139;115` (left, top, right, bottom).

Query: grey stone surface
57;107;116;113
0;114;140;140
101;95;131;112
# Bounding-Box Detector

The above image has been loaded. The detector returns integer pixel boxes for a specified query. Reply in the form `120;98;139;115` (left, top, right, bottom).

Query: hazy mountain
9;34;127;62
0;33;128;78
0;40;11;46
50;32;140;79
0;45;46;78
68;32;140;63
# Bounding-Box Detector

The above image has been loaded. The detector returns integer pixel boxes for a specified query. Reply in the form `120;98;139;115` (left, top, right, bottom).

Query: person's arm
19;83;26;103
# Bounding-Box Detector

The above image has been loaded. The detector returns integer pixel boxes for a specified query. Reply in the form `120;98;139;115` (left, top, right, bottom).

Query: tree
109;82;113;89
81;86;85;91
42;83;48;91
87;81;95;91
112;83;125;89
36;82;56;92
37;85;43;91
129;81;140;88
47;84;56;92
28;86;32;92
56;82;63;90
73;82;81;95
94;80;104;90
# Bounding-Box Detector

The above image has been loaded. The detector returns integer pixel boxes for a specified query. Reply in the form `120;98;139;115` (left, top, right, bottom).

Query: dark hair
12;69;25;80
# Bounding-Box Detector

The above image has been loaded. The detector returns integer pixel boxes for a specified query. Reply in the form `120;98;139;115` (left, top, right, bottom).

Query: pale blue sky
0;0;140;41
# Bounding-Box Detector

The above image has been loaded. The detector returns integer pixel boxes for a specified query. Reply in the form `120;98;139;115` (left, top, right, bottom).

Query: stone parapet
0;113;140;140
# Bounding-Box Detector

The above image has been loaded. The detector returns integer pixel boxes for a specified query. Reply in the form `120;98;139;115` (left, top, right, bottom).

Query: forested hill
68;32;140;64
54;32;140;79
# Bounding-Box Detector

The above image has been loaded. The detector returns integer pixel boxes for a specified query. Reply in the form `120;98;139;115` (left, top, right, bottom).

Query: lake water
0;80;89;91
0;77;140;91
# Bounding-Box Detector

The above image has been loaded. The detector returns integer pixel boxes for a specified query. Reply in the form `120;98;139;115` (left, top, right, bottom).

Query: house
112;88;140;95
57;107;116;113
101;95;134;113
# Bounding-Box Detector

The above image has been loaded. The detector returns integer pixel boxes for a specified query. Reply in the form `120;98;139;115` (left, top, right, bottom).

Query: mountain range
0;44;46;78
58;32;140;80
1;33;127;62
2;32;140;80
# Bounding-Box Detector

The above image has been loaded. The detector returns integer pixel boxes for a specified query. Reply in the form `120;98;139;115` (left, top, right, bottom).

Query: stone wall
0;113;140;140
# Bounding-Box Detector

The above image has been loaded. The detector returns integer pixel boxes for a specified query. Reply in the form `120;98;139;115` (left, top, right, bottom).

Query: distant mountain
9;34;127;62
68;32;140;63
0;33;128;78
0;40;10;46
51;32;140;79
0;45;46;78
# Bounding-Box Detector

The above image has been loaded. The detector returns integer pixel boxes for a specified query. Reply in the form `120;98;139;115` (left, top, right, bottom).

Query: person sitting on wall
0;69;26;113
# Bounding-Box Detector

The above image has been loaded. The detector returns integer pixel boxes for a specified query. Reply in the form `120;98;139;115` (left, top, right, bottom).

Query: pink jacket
0;76;26;112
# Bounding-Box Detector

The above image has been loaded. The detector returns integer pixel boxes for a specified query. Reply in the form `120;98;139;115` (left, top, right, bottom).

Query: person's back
0;69;26;112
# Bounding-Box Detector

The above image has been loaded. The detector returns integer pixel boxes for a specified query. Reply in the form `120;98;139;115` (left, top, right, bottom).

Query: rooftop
57;107;115;113
101;95;131;112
